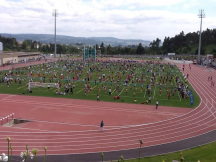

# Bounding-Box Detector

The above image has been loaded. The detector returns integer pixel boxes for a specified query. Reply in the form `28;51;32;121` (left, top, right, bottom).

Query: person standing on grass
148;95;151;103
168;93;170;99
156;100;159;109
109;88;111;95
100;120;104;131
133;91;136;97
97;94;100;101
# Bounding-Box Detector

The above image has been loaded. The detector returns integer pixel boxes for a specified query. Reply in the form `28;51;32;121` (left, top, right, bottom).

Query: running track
0;62;216;162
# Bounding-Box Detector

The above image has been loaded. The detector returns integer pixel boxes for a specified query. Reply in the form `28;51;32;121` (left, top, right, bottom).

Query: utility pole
52;9;59;58
197;9;205;65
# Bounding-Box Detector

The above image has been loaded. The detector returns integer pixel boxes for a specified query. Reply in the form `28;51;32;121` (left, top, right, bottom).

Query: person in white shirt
109;88;111;95
156;100;159;109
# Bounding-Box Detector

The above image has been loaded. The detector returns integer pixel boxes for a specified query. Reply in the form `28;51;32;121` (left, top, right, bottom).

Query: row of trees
161;28;216;55
96;28;216;55
0;35;17;50
0;35;81;54
1;28;216;55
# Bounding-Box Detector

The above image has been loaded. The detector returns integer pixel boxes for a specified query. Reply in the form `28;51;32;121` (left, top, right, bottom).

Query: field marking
76;87;85;94
118;87;125;96
17;85;26;89
143;89;147;98
111;89;116;94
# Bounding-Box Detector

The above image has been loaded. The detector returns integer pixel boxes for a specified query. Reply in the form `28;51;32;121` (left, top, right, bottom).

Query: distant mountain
0;33;151;47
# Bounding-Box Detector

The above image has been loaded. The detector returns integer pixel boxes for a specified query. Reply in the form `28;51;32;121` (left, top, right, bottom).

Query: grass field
121;141;216;162
0;59;200;108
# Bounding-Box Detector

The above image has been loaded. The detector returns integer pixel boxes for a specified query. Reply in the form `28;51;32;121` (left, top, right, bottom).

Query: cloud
0;0;215;41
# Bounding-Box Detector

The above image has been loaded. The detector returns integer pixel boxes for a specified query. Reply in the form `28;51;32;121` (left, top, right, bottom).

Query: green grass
120;141;216;162
0;60;200;108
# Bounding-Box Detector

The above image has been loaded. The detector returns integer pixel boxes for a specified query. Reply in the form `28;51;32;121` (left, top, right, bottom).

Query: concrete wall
18;55;40;62
2;56;18;64
1;55;40;64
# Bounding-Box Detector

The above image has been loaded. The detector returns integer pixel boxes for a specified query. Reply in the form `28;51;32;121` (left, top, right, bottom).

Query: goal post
28;82;59;90
83;45;96;61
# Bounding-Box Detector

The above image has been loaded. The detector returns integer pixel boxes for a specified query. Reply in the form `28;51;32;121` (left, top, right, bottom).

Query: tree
155;38;161;54
195;47;205;55
22;41;28;50
57;44;63;55
95;44;99;50
107;44;112;54
136;43;144;54
130;48;136;54
100;42;105;54
41;45;48;53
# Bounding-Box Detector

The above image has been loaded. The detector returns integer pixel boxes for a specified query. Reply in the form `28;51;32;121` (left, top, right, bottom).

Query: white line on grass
118;87;125;96
143;89;146;98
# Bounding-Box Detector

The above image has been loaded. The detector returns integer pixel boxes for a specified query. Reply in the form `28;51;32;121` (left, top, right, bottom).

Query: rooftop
0;52;41;58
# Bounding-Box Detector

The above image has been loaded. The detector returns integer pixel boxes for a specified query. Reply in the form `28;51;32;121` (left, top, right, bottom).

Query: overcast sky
0;0;216;41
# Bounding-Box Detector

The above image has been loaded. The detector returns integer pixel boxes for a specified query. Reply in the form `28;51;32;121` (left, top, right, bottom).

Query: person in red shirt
168;93;170;99
116;86;118;92
159;89;162;96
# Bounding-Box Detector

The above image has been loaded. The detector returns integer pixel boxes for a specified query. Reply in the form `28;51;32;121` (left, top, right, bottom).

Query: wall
18;55;40;62
2;56;18;64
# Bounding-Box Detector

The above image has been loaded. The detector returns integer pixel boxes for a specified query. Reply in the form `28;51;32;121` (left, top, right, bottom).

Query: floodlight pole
52;9;59;58
198;9;205;65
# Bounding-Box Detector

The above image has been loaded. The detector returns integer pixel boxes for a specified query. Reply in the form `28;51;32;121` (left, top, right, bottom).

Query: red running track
0;63;216;155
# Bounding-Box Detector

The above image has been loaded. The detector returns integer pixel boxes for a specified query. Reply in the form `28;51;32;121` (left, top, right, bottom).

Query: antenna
197;9;205;65
52;9;59;58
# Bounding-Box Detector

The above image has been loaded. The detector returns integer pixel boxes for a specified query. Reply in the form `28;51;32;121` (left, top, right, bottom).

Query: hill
0;33;151;47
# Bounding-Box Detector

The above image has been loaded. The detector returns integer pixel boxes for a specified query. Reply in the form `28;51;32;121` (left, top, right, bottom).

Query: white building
0;42;3;53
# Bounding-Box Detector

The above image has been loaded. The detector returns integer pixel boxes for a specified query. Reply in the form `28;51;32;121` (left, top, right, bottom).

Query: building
0;52;41;66
0;42;3;53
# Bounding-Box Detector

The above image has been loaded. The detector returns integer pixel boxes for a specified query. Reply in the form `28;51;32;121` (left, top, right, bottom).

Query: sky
0;0;216;41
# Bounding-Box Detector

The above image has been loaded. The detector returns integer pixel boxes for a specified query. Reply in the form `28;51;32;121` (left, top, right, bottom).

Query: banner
189;91;194;106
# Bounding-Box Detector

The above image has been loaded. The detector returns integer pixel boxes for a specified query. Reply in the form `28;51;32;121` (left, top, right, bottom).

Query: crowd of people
0;59;193;104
